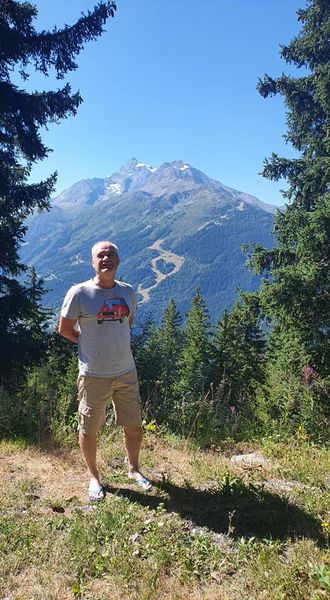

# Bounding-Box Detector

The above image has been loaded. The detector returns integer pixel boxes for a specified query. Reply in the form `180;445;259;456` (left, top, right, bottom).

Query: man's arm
58;316;79;343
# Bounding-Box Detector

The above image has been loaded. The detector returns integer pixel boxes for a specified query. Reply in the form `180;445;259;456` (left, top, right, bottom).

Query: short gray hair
91;240;119;257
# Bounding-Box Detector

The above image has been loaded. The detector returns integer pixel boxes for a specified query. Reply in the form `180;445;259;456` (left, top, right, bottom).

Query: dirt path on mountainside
137;239;184;303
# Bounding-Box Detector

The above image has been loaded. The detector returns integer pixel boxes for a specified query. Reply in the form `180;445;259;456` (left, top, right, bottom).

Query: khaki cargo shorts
77;368;142;435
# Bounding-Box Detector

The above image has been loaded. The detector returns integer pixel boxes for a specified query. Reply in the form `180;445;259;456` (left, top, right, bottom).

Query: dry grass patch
0;443;86;510
83;576;231;600
1;566;74;600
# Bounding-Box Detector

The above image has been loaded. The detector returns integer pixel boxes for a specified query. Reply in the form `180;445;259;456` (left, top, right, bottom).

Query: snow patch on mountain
106;183;121;194
136;162;156;172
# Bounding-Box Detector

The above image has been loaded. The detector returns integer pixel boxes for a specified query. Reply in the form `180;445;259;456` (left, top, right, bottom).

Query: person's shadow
104;477;326;546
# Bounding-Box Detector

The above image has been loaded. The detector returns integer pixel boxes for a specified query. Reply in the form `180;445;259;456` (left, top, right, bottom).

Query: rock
230;453;269;467
265;478;313;493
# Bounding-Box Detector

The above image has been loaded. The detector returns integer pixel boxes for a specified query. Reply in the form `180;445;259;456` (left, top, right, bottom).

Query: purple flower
302;365;315;383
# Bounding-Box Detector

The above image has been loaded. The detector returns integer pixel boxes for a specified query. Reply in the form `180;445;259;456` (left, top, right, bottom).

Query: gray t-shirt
61;279;137;377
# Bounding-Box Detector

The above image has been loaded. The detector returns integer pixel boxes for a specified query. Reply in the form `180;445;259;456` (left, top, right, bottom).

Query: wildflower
302;364;328;393
229;406;236;414
302;364;315;384
321;521;329;529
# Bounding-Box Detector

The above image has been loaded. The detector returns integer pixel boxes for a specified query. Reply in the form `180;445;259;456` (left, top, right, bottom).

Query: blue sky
27;0;304;205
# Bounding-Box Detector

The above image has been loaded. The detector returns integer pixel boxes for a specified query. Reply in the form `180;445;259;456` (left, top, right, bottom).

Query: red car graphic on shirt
96;297;129;324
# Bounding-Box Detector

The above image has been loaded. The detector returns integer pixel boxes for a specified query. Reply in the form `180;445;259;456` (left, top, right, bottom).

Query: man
58;240;151;501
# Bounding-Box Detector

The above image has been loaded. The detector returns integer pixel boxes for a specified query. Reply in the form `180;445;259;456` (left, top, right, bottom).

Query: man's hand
58;316;79;344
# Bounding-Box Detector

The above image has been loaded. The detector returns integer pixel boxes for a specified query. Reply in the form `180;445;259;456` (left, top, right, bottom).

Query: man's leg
79;431;100;485
123;425;143;475
114;369;151;490
124;426;151;490
77;375;110;499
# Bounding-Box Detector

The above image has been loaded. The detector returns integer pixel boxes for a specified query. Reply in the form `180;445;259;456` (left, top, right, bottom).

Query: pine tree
0;1;117;382
139;323;163;418
248;0;330;377
211;294;266;411
155;298;182;423
131;300;182;426
131;318;162;419
158;298;182;389
0;266;51;382
175;289;211;412
242;0;330;437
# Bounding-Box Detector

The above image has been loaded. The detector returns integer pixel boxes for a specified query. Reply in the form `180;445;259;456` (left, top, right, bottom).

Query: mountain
21;159;277;324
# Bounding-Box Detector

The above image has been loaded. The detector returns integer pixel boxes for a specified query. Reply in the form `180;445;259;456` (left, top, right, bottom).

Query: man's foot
128;471;152;492
88;480;106;502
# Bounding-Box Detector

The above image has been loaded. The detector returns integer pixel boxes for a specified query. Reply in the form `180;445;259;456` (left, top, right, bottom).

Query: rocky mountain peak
51;158;277;215
105;158;156;195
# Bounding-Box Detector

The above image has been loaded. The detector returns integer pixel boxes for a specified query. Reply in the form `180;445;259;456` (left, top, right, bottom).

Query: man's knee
124;425;143;440
79;430;97;446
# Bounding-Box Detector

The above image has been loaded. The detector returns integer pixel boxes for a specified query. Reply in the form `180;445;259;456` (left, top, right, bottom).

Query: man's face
92;243;119;275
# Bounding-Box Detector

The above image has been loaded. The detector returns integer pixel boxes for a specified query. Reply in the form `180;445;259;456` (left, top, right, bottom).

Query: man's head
91;241;120;277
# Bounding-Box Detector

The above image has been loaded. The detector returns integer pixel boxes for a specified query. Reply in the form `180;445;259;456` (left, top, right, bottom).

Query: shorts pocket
78;403;92;417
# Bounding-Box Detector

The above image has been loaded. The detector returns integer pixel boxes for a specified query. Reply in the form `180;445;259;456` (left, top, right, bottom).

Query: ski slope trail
137;239;184;303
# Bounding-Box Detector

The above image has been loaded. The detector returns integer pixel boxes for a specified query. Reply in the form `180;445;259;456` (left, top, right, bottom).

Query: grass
0;432;329;599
